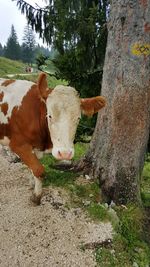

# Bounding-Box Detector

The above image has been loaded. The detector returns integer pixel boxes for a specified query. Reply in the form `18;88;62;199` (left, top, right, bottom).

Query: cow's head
38;73;106;160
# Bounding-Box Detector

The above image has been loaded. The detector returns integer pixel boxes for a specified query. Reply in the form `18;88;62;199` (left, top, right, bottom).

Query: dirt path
0;146;113;267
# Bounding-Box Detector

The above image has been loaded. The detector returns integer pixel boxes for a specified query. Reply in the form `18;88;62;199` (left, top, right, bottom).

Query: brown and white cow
0;73;106;204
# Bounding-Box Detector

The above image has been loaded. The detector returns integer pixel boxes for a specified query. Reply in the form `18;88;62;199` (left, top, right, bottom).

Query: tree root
82;239;112;250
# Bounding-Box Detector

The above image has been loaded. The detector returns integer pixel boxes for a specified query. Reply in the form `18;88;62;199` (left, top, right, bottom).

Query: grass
11;73;67;88
0;56;26;76
41;58;57;74
41;143;89;189
96;236;150;267
95;245;131;267
141;154;150;207
87;203;110;221
95;206;150;267
0;56;67;88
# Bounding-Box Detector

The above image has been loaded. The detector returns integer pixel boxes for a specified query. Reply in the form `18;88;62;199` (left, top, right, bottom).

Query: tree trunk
80;0;150;204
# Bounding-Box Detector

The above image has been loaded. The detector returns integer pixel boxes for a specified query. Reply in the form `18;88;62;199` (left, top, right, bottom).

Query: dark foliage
12;0;108;134
4;25;21;60
36;54;48;71
12;0;108;93
21;24;36;64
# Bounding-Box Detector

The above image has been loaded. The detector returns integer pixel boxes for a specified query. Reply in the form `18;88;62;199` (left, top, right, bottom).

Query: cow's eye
48;115;52;119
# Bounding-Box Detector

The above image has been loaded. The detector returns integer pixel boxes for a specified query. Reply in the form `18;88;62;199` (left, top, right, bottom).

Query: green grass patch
0;57;26;76
11;74;38;82
141;154;150;207
68;182;100;208
96;234;150;267
87;203;109;221
73;142;89;160
0;56;67;88
40;143;104;212
96;206;150;267
116;206;143;248
141;192;150;207
41;153;75;187
41;142;88;188
96;245;131;267
41;58;57;74
9;73;67;88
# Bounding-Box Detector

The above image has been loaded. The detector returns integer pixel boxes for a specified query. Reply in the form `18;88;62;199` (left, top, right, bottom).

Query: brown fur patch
0;92;4;102
81;96;106;116
0;123;5;139
0;74;52;180
1;80;15;87
10;84;52;153
0;102;8;115
0;123;10;139
37;73;52;100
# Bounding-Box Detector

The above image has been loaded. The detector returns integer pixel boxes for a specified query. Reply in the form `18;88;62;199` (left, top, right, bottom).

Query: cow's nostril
58;150;62;157
57;150;73;160
69;151;72;157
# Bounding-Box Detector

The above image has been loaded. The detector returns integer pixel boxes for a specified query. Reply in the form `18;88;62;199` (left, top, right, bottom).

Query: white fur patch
34;176;42;196
0;79;34;120
0;108;8;123
0;136;10;146
46;85;81;159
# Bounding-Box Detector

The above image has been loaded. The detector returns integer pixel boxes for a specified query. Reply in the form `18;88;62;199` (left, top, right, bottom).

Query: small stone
82;200;91;206
110;249;115;255
109;200;116;208
133;262;139;267
85;175;91;180
104;203;109;209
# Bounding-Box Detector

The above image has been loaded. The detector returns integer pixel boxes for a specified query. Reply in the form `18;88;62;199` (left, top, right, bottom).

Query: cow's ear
81;96;106;116
37;72;52;100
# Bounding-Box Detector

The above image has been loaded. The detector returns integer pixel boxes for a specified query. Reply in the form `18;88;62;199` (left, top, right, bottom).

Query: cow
0;73;106;204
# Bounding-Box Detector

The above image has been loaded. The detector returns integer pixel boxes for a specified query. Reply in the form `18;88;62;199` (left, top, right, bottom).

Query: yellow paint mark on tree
131;43;150;56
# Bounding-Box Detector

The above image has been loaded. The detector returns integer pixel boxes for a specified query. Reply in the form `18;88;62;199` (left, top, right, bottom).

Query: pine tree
4;25;21;60
21;24;36;64
13;0;108;96
13;0;108;136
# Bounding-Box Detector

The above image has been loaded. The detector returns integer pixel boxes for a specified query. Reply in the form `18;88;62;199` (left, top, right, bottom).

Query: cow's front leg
29;174;43;204
30;176;43;205
10;142;45;205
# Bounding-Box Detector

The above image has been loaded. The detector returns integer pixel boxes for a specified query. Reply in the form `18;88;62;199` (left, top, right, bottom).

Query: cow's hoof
30;194;41;205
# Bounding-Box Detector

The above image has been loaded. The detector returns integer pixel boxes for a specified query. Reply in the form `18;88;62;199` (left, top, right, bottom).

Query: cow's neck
10;84;52;151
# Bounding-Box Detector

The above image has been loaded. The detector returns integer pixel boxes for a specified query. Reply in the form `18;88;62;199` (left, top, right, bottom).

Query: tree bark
79;0;150;204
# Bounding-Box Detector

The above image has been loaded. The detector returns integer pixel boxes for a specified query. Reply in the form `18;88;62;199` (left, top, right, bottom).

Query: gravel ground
0;146;113;267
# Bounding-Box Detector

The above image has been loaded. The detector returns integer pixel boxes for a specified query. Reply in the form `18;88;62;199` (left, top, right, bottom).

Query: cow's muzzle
52;148;74;160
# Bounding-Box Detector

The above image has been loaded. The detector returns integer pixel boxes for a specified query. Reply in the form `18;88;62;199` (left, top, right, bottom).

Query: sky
0;0;48;46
